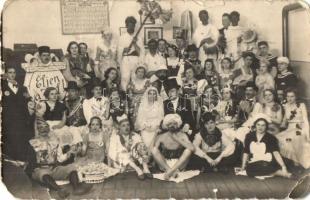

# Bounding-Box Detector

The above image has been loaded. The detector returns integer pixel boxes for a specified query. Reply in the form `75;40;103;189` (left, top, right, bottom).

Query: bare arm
172;133;195;152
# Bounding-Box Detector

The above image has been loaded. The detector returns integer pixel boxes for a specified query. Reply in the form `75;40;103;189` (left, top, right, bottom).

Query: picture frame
144;27;163;45
173;26;188;39
140;14;155;25
119;27;127;36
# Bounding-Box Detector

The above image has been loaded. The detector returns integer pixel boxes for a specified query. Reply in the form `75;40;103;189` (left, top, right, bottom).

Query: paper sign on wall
61;0;109;34
22;62;67;101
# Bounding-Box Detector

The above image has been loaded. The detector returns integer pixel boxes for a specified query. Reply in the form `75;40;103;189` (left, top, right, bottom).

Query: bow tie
246;98;254;103
96;97;102;102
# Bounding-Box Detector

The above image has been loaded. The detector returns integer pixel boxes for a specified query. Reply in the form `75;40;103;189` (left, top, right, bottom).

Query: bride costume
135;86;164;150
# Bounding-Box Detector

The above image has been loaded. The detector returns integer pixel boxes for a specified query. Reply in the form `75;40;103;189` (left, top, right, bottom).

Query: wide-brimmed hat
65;81;80;91
242;29;257;43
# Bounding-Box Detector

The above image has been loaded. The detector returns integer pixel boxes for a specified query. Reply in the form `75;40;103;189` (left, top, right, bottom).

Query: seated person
256;41;278;78
152;114;194;180
36;87;67;130
275;57;298;95
187;112;235;172
108;114;152;180
78;116;111;164
236;81;258;127
144;39;166;78
64;81;87;127
240;118;291;178
29;118;92;198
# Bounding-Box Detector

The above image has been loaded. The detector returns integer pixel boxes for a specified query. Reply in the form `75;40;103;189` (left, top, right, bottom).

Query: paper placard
61;0;109;34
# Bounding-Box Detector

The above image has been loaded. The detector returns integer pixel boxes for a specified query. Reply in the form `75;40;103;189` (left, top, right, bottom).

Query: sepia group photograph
1;0;310;199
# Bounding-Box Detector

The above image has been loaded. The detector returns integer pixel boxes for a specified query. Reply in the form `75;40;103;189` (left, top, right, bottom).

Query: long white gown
135;86;164;150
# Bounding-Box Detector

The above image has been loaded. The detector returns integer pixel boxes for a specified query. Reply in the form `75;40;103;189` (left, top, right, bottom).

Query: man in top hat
144;39;166;78
82;78;112;125
163;78;195;133
193;10;219;62
117;16;144;90
152;114;194;180
275;57;298;93
64;81;87;127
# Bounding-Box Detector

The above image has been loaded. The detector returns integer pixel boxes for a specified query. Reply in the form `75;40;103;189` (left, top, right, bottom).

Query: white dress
276;103;310;168
135;87;164;149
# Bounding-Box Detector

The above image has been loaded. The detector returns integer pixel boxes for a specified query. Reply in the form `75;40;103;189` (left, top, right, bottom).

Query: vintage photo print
1;0;310;199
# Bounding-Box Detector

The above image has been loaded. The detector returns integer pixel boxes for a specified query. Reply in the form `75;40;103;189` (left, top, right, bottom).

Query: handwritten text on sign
61;0;109;34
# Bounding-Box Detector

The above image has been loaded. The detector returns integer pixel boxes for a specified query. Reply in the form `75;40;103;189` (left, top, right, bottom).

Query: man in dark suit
2;66;35;161
163;78;196;134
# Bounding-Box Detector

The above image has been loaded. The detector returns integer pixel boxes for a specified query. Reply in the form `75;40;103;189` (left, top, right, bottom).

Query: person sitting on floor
108;114;152;180
240;117;291;178
152;114;194;180
187;112;235;172
29;118;92;198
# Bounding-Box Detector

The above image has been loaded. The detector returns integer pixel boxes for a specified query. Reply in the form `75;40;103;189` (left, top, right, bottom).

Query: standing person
256;41;278;78
166;44;184;85
108;114;152;180
135;86;164;150
152;114;194;180
241;118;291;178
218;13;231;54
95;27;119;77
276;89;310;169
225;11;244;61
187;112;235;172
2;66;35;161
163;78;195;132
255;59;275;103
144;39;166;78
64;81;87;127
275;57;298;94
118;16;144;90
193;10;220;63
62;41;91;87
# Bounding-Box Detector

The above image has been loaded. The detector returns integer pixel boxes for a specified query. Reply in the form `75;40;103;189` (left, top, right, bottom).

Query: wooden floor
2;162;303;199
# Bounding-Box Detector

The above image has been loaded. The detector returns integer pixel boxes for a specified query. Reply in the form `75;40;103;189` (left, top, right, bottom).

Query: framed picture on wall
119;27;127;36
173;26;188;39
144;27;163;45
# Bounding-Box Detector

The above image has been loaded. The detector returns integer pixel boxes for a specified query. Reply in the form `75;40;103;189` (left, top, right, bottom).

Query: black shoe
144;173;153;179
137;174;145;180
73;183;93;196
57;188;70;199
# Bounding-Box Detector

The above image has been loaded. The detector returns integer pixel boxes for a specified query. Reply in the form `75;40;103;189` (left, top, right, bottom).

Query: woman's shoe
144;173;153;179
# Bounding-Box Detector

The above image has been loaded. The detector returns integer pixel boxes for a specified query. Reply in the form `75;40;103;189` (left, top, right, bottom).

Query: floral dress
276;103;310;168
